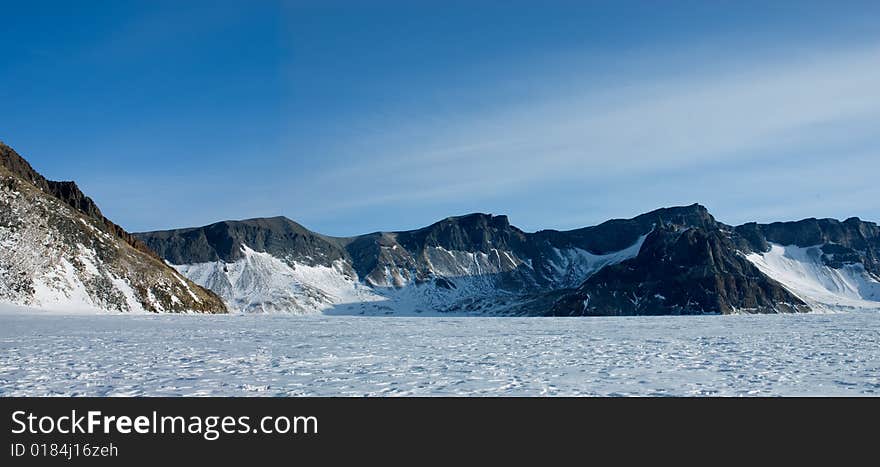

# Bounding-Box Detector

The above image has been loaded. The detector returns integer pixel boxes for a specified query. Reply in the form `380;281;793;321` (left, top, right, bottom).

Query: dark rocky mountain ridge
1;142;158;259
137;202;880;315
552;212;880;316
550;224;809;316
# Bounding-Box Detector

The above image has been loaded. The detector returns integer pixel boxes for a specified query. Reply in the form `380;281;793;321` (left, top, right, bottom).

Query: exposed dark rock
395;213;527;254
140;216;347;267
532;204;718;254
550;224;810;316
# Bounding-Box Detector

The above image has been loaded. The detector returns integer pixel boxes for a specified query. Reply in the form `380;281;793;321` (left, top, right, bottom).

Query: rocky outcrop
532;203;719;254
0;141;226;313
140;216;348;267
0;142;157;259
551;211;880;316
550;224;810;316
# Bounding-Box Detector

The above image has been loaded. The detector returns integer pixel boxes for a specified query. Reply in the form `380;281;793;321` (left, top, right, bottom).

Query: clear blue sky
3;1;879;235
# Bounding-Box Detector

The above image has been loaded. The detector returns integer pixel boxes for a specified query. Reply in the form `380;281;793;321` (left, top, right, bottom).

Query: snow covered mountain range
0;142;226;313
136;213;658;314
137;204;880;316
1;141;878;315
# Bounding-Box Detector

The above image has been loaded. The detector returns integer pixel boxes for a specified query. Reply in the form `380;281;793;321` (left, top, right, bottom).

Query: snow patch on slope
27;250;148;314
174;245;384;314
545;233;648;288
30;258;97;312
745;243;880;311
1;170;217;313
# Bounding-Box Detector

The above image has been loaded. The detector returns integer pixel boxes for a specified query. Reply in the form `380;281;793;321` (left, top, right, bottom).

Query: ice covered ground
1;305;878;396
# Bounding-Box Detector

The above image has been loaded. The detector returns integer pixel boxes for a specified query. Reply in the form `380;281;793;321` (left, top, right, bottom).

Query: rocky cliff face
141;216;347;266
551;212;880;315
0;141;226;313
550;224;809;316
532;203;719;254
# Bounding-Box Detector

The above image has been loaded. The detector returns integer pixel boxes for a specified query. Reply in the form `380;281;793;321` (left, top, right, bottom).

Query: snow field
1;306;878;397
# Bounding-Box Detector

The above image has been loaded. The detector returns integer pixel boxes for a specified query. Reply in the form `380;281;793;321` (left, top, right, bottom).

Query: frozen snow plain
1;306;878;397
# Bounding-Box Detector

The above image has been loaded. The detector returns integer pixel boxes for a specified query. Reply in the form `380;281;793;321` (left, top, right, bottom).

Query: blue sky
2;1;880;235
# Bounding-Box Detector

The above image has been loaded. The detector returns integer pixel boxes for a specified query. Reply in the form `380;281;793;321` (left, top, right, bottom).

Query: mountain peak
1;141;226;313
138;214;344;266
435;212;510;227
1;142;159;258
631;204;718;232
0;141;51;191
390;212;522;254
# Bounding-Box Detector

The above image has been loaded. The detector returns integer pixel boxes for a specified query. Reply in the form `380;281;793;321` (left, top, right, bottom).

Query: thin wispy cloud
6;3;879;234
285;41;880;231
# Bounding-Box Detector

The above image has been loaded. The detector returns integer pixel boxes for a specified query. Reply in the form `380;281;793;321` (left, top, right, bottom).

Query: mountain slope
0;142;226;313
550;224;809;316
552;214;880;315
